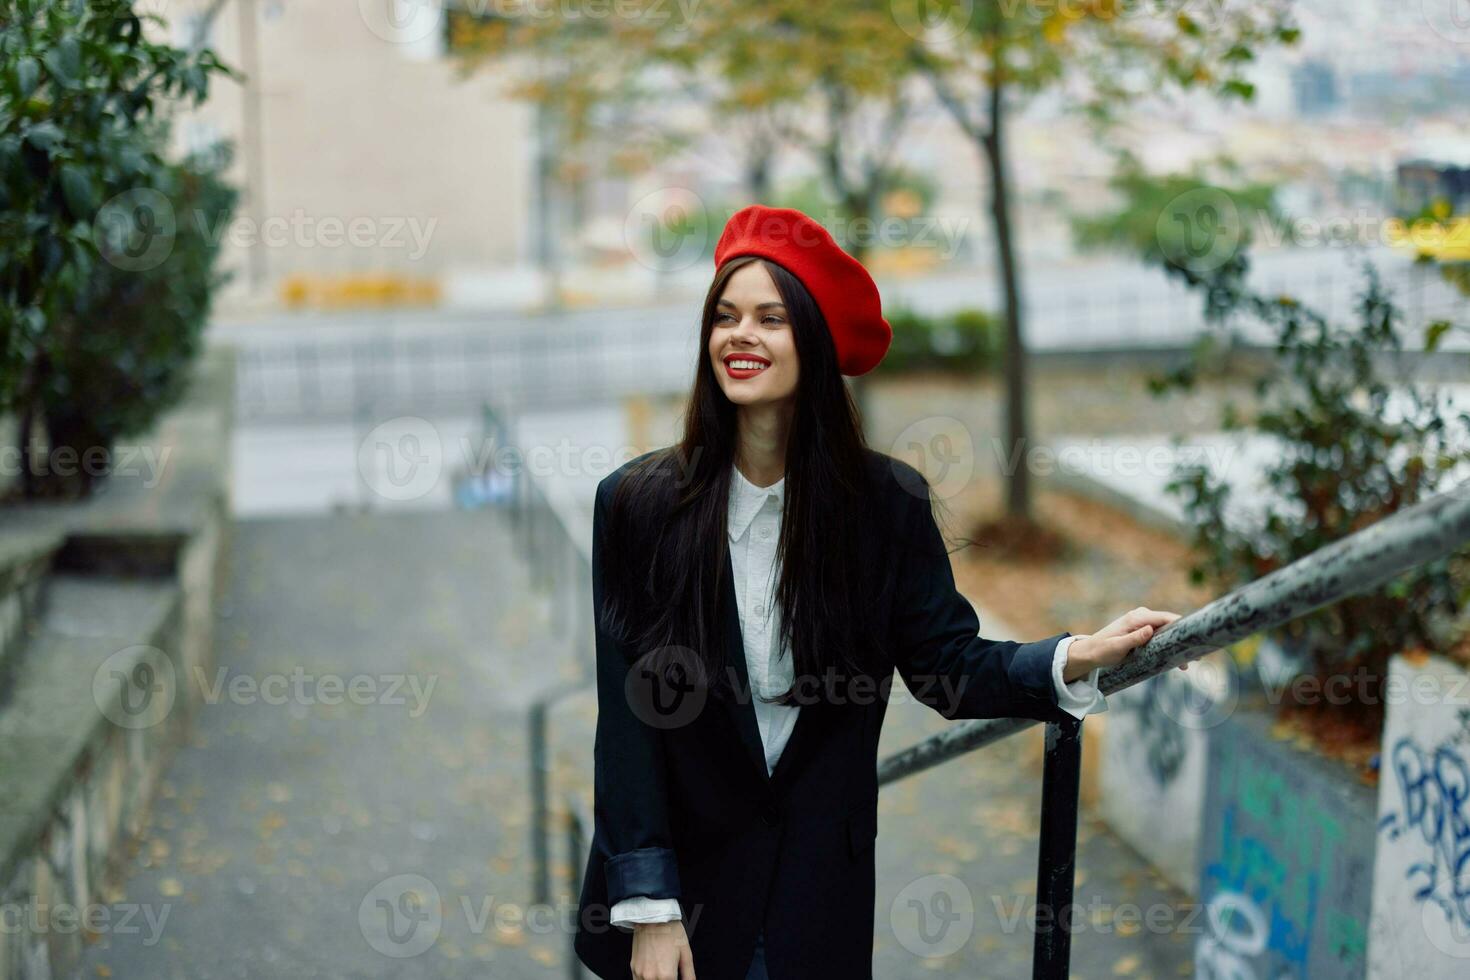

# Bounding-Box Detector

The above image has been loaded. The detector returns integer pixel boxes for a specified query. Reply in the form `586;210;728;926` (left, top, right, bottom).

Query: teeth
730;360;767;370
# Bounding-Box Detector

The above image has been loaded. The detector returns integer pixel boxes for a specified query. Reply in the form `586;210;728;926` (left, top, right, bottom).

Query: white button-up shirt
609;463;1107;929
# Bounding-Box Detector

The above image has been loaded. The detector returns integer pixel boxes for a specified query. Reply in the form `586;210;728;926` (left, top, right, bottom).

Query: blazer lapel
718;549;828;792
720;549;774;786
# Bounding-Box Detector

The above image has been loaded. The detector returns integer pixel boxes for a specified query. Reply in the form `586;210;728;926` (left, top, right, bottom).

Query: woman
573;205;1183;980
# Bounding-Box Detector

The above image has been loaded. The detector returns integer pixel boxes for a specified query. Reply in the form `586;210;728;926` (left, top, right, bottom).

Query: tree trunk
982;74;1031;520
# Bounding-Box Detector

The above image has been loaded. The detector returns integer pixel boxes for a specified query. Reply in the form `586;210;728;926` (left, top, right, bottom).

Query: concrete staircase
67;510;581;979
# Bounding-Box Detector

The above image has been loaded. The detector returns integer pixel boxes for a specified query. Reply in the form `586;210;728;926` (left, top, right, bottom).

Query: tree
906;0;1299;521
446;3;924;261
0;0;232;497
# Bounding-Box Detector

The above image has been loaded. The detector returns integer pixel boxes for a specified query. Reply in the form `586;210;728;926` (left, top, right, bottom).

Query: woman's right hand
631;920;696;980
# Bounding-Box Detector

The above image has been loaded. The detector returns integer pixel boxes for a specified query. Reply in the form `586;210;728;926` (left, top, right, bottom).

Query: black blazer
573;448;1076;980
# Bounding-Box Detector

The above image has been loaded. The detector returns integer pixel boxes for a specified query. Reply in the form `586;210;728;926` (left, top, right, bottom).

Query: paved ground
76;511;577;978
75;506;1194;980
872;690;1196;979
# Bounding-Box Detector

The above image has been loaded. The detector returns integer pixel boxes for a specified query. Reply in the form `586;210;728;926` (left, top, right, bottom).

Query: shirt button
760;525;772;539
754;604;765;617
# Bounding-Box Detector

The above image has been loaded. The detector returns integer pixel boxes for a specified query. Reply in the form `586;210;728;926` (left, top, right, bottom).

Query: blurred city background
2;0;1470;978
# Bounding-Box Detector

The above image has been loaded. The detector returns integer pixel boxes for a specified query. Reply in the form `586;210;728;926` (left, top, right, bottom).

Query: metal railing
510;443;1470;976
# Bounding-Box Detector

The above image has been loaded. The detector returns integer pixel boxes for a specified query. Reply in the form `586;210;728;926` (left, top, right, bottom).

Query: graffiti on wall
1197;713;1373;979
1369;666;1470;976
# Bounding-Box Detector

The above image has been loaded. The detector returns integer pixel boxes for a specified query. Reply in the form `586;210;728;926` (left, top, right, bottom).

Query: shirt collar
727;463;785;542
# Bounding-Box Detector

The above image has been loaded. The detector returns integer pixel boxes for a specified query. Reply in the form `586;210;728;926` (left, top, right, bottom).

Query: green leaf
16;56;39;95
59;165;96;220
42;37;80;87
23;120;63;153
1222;79;1255;100
1424;320;1452;352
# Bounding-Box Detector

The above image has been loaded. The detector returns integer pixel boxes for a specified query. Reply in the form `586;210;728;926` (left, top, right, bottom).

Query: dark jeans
744;931;769;980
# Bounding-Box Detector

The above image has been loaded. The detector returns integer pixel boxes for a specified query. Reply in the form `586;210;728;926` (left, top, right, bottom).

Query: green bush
1153;253;1470;735
34;144;237;497
0;0;232;498
877;305;1001;376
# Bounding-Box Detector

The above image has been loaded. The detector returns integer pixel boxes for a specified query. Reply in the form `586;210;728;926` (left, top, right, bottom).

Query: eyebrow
716;299;787;310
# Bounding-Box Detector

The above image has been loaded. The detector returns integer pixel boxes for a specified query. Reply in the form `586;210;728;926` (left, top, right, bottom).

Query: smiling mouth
724;357;770;379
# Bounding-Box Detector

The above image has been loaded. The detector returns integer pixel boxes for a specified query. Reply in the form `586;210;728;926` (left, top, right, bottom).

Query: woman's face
708;261;800;408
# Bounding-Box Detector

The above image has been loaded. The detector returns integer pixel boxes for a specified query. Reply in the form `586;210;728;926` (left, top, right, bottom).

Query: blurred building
1397;143;1470;214
165;0;540;308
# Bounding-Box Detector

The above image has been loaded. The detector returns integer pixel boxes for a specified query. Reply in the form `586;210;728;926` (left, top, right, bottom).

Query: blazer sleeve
588;475;683;906
889;475;1079;725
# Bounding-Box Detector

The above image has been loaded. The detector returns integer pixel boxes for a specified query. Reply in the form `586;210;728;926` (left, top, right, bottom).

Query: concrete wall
1368;654;1470;976
1196;703;1376;979
1097;662;1227;895
0;351;235;980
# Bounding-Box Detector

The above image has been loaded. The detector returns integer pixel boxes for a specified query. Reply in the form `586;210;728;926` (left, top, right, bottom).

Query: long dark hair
600;255;891;706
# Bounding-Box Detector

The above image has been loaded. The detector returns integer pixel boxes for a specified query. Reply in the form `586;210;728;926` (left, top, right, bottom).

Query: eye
762;314;786;325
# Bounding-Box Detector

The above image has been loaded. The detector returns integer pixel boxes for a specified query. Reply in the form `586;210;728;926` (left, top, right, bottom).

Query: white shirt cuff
609;896;683;932
1052;634;1107;720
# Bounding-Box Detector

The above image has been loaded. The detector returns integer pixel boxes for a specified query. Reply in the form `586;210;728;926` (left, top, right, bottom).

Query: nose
728;314;759;344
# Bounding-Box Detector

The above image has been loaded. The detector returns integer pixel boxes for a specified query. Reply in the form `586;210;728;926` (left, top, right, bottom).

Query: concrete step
0;529;64;706
70;511;577;979
0;574;183;980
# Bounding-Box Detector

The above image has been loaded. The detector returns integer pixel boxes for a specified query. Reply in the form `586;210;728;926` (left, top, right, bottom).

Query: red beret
713;205;892;377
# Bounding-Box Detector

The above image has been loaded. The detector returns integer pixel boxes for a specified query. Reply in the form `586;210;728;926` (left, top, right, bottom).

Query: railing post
530;699;550;907
567;799;587;980
1032;716;1083;980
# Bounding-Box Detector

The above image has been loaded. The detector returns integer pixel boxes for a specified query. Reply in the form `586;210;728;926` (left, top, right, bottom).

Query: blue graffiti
1378;735;1470;929
1203;804;1313;973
